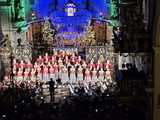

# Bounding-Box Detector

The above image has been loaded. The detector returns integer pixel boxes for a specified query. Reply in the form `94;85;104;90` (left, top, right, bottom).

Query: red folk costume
96;60;103;70
37;66;42;80
24;69;30;80
51;55;56;63
105;70;112;81
17;69;23;80
34;62;39;69
82;61;87;69
13;59;18;68
37;56;43;64
30;69;36;81
37;66;42;74
30;69;36;77
19;60;25;69
44;53;50;63
49;66;55;74
13;66;17;75
65;56;69;63
43;66;49;75
85;69;91;82
61;51;65;58
26;60;33;68
104;60;112;70
24;70;30;77
77;56;82;63
88;61;95;70
70;55;76;64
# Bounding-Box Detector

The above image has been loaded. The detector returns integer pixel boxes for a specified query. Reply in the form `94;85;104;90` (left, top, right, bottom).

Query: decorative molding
156;16;160;47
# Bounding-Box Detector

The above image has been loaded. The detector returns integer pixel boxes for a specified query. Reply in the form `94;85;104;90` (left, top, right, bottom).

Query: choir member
26;60;32;69
105;69;112;81
77;56;82;63
77;66;84;81
49;65;55;81
96;60;103;70
61;66;69;84
30;68;36;81
13;65;17;80
51;55;56;64
24;68;30;81
75;61;80;68
61;51;65;58
17;68;23;81
34;62;39;69
37;66;42;81
53;63;59;80
44;53;50;64
88;60;95;70
13;59;18;68
91;68;98;83
70;53;76;64
19;60;25;69
82;61;87;69
64;55;69;64
37;55;43;64
98;68;104;81
70;66;76;84
84;68;91;83
43;65;49;81
104;60;112;70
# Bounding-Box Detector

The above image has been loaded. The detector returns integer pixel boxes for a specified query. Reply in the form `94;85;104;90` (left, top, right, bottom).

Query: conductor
49;78;55;102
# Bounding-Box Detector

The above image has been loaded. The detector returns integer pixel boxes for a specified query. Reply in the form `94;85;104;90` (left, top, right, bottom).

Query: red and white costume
23;69;30;81
105;69;112;81
104;60;112;70
58;59;64;70
96;60;103;70
61;51;65;58
49;66;55;81
91;68;98;83
37;56;43;64
19;60;25;69
65;56;69;64
75;61;80;68
98;68;104;81
77;56;82;64
70;55;76;64
44;55;50;64
61;66;69;84
77;66;84;81
82;61;87;69
88;61;95;70
53;63;59;80
51;55;56;64
13;66;17;80
70;66;76;83
84;69;91;83
37;66;42;81
26;60;32;69
13;59;18;68
30;68;36;81
34;62;39;69
17;68;23;81
43;66;49;81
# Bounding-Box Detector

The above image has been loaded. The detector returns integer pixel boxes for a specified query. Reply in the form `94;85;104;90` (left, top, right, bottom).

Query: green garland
110;0;119;19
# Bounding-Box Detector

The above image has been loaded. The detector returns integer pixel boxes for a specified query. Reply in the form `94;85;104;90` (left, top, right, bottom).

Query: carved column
154;16;160;120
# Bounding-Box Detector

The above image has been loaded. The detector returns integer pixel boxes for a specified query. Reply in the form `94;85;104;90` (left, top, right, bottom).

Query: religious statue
42;18;56;45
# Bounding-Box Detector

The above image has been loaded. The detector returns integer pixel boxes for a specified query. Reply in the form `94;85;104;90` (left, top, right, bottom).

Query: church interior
0;0;160;120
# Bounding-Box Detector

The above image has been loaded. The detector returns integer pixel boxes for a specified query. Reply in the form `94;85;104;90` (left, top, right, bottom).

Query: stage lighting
41;96;44;99
65;1;76;17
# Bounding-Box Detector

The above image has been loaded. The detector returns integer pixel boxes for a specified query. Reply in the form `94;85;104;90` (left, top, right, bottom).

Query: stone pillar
154;16;160;120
